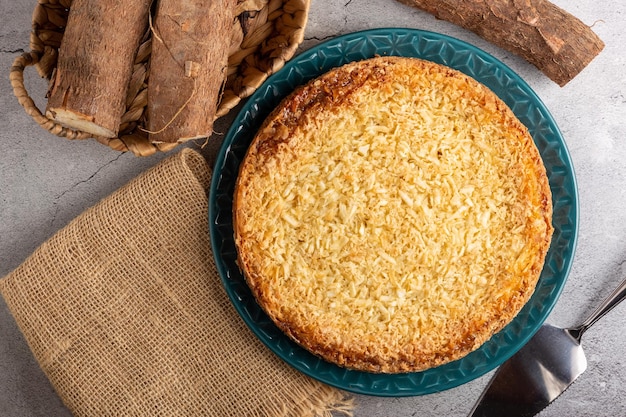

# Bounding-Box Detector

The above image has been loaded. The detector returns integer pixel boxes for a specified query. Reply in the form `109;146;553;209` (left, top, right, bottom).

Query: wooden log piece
397;0;605;86
147;0;237;143
45;0;152;138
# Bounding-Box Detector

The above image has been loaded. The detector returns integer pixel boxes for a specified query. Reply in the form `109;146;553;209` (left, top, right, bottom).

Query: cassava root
45;0;151;137
397;0;604;86
146;0;238;143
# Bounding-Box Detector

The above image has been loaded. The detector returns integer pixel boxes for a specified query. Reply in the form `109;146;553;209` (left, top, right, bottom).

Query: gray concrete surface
1;1;625;416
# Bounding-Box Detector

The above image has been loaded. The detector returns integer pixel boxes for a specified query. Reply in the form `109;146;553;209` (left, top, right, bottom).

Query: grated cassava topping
233;56;553;373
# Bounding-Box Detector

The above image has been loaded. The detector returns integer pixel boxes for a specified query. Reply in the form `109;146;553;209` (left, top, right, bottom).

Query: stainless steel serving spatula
469;276;626;417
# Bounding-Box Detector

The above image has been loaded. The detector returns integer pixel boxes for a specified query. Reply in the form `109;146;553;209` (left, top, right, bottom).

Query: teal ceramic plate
209;28;578;396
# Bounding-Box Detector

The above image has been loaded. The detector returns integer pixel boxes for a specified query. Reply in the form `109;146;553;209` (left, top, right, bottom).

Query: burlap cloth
0;149;354;417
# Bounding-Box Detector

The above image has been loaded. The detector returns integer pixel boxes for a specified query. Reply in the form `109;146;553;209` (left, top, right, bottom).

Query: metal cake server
469;276;626;417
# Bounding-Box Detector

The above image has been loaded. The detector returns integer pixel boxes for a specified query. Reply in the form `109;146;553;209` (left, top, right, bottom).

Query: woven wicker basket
10;0;310;156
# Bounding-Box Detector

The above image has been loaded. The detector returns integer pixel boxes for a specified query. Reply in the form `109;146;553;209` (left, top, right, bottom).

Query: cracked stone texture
1;0;625;416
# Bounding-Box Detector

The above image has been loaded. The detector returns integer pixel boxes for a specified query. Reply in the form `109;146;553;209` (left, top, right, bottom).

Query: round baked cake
233;56;554;373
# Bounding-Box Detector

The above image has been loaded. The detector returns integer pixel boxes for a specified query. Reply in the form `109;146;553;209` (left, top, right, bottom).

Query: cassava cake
233;56;554;373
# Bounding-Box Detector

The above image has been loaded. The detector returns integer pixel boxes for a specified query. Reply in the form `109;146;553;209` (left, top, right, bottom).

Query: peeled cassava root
46;0;151;138
397;0;604;86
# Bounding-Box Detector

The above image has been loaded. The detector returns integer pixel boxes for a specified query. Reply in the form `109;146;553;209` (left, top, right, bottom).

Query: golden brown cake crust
233;56;554;373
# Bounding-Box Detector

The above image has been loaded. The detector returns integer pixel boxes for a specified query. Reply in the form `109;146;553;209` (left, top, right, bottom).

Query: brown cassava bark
45;0;151;138
397;0;604;86
147;0;237;143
